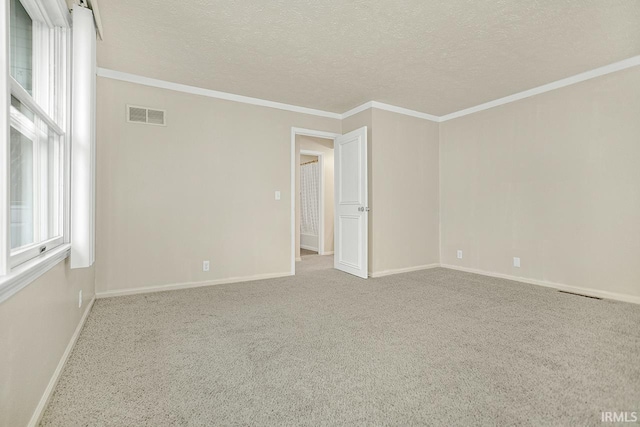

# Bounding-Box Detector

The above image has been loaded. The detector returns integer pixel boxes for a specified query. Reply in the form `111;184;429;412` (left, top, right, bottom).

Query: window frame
1;0;71;284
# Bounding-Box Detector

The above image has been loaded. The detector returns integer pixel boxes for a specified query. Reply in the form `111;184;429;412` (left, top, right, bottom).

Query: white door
334;126;368;278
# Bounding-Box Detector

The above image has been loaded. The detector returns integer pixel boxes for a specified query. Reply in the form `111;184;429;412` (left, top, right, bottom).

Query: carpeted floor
41;256;640;426
300;248;318;257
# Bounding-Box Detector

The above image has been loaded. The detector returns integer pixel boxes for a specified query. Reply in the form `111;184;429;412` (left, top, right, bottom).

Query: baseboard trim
441;264;640;305
300;245;319;252
96;272;292;299
28;296;95;427
320;251;334;255
370;263;440;278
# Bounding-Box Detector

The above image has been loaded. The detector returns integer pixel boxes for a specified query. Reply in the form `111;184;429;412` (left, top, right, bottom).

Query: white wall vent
127;105;166;126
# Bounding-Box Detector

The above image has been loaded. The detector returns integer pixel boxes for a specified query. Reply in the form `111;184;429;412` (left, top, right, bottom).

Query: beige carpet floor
300;248;318;257
41;256;640;426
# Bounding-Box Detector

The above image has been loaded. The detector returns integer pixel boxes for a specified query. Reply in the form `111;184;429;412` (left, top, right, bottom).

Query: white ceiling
96;0;640;116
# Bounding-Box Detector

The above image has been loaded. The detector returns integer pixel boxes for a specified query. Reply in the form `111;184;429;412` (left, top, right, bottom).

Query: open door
334;127;368;278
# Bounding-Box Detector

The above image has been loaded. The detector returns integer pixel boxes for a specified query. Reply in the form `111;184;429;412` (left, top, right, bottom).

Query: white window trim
0;243;69;304
0;0;72;302
0;0;11;277
20;0;70;27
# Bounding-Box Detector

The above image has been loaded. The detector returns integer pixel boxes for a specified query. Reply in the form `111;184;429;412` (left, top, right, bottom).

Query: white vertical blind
70;5;95;268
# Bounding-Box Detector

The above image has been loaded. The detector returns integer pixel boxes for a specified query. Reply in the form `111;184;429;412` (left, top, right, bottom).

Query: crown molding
96;68;343;120
98;55;640;124
439;55;640;122
341;101;374;120
369;101;440;122
342;101;440;122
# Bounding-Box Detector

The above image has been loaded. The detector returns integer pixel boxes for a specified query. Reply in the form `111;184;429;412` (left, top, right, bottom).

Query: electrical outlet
513;257;521;268
275;191;281;201
457;250;463;259
203;260;210;272
78;290;82;308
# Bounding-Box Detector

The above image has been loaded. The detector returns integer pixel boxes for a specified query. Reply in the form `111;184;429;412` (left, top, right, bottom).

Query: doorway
290;127;369;277
292;130;336;273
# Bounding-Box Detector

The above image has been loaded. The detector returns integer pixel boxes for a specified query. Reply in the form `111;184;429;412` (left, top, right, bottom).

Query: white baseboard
28;296;95;427
295;257;302;262
441;264;640;305
370;263;440;278
300;245;318;252
320;251;334;256
96;272;292;299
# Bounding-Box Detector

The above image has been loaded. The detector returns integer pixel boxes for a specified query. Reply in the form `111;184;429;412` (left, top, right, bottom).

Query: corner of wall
437;117;443;266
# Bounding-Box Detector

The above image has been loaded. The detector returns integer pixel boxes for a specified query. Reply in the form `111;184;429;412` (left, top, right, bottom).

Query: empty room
1;0;639;426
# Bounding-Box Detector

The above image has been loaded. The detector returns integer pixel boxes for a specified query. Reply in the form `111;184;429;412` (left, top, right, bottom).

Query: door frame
290;128;340;275
299;149;324;256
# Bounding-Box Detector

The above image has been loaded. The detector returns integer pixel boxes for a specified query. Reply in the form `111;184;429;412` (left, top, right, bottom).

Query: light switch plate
275;191;281;200
513;257;521;268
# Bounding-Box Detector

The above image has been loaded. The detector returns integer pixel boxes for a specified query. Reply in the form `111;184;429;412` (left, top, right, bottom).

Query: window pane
10;127;35;249
44;130;63;240
10;0;33;95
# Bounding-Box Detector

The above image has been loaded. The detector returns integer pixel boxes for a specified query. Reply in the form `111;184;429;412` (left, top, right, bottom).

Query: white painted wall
0;263;95;427
342;108;440;276
440;66;640;301
94;64;640;302
95;77;341;295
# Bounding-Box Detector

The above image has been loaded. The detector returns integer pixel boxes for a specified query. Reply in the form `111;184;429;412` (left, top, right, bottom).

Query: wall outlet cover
203;260;210;272
457;250;463;259
513;257;521;268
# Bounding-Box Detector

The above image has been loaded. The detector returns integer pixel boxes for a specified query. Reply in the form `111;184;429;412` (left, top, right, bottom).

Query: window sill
0;243;71;305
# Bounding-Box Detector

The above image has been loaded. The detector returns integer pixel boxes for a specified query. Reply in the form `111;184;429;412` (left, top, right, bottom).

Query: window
9;0;32;95
5;0;69;269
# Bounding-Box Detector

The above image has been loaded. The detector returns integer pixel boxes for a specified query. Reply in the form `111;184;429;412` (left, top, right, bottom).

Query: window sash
10;235;63;267
8;97;65;265
10;78;64;135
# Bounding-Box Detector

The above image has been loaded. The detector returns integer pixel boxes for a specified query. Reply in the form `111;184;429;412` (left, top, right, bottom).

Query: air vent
147;109;165;125
127;105;166;126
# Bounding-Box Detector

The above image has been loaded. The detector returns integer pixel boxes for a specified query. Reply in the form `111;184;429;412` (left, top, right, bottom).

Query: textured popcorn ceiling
96;0;640;115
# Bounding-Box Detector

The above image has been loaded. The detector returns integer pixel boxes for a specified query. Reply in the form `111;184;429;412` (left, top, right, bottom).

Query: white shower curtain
300;162;319;236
